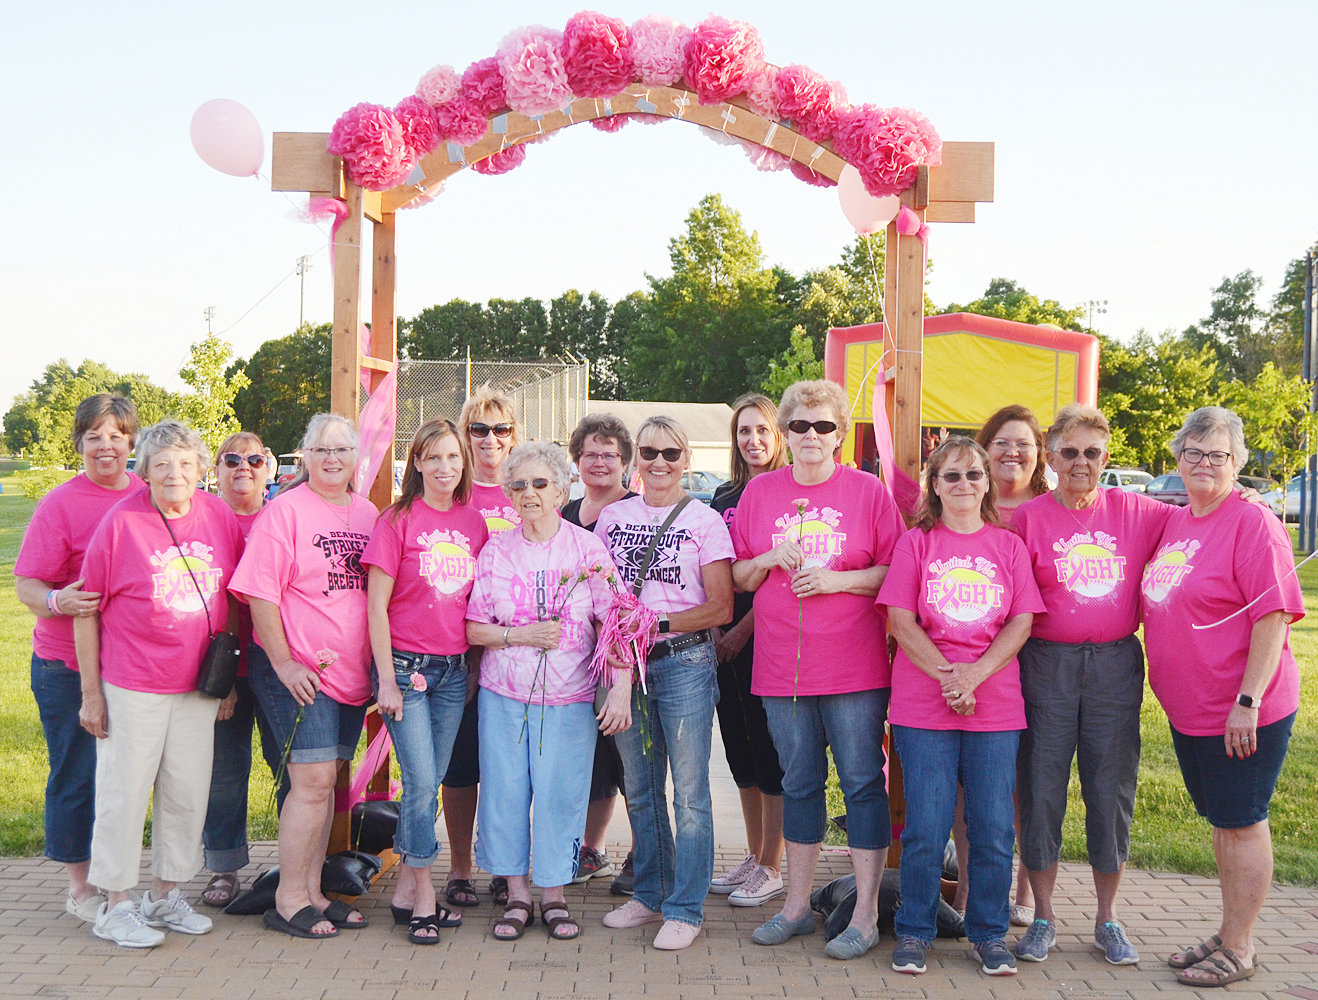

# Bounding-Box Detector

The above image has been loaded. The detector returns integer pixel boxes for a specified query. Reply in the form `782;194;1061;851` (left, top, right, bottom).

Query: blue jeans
30;655;96;864
893;726;1019;945
615;639;718;927
763;689;891;849
373;650;469;867
203;676;285;872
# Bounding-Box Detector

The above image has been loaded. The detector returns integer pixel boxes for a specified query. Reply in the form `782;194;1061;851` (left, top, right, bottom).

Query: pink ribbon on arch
871;362;922;517
355;359;398;495
896;206;930;262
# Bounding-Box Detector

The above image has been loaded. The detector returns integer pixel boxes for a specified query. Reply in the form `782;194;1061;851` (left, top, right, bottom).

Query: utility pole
203;306;216;334
1086;299;1108;332
296;255;313;328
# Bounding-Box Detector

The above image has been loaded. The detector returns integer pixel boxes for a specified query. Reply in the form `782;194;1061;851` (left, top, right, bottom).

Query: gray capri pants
1017;634;1144;873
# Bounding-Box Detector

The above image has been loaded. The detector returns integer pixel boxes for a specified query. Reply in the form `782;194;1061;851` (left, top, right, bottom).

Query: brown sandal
201;872;239;908
492;899;534;941
1175;946;1255;987
1167;933;1223;969
540;900;580;941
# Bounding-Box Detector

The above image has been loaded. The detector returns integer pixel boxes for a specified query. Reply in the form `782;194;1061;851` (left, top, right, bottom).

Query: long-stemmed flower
271;648;337;808
519;566;597;752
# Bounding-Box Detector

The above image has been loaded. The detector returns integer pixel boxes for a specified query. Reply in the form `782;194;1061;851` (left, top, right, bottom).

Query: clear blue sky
4;0;1314;411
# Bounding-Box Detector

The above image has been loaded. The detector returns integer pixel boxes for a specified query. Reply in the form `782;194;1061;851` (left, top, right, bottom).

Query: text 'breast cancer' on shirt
470;481;521;536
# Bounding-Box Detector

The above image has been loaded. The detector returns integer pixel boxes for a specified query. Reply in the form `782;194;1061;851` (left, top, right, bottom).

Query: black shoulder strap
631;495;692;597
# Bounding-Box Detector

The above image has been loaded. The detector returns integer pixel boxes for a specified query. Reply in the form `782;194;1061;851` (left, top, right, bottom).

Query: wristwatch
657;613;671;635
1236;692;1261;709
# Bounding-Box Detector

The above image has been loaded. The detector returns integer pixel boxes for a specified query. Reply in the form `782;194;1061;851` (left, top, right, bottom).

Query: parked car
1098;468;1153;492
681;470;726;503
1237;475;1275;495
1145;473;1189;506
1263;476;1306;522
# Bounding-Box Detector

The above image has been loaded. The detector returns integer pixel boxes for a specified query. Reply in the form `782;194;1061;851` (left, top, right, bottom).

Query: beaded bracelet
46;590;62;615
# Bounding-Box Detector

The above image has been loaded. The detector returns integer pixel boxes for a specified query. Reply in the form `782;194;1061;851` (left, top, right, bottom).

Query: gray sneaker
1094;920;1139;965
610;852;635;896
141;888;213;935
974;938;1018;975
892;936;928;974
1013;918;1056;962
93;900;166;949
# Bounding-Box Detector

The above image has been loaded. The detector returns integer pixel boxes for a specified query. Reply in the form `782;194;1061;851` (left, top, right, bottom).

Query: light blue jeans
373;650;468;867
615;639;718;928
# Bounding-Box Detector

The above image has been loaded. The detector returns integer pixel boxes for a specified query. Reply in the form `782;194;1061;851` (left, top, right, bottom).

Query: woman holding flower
464;442;623;942
229;413;378;940
362;418;489;944
730;380;904;961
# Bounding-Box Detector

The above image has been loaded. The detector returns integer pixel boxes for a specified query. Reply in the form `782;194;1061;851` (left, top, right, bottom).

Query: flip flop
321;899;369;930
540;900;580;941
1175;946;1256;987
201;873;239;908
445;878;479;908
408;914;441;945
492;899;534;941
490;876;510;906
263;905;338;939
1168;933;1223;969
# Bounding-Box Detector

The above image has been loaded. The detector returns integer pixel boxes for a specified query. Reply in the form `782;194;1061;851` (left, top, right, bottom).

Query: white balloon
837;164;899;235
190;99;264;177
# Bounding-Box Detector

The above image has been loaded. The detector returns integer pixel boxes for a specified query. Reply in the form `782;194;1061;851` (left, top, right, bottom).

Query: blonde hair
913;436;997;531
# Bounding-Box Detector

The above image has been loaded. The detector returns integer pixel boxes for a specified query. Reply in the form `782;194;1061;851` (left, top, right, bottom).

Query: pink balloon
837;164;900;235
190;99;264;177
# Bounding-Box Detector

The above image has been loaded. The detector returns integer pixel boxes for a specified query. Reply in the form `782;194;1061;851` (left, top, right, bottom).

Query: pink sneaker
602;898;662;929
653;919;701;950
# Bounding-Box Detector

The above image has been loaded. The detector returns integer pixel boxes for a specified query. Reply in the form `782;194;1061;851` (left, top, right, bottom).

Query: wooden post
330;180;364;419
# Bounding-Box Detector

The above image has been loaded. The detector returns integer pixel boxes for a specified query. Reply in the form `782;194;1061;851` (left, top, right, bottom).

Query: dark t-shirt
562;491;637;533
711;480;752;627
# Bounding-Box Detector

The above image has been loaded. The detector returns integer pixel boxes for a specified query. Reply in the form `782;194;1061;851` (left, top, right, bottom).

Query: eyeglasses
508;478;553;492
581;451;621;464
990;438;1037;452
308;446;355;458
787;419;839;435
937;469;986;483
469;422;514;439
220;453;268;469
1181;448;1232;467
1056;447;1104;461
639;446;683;462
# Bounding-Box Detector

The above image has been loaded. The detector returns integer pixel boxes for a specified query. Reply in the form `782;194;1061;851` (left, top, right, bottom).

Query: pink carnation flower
775;64;848;143
833;104;942;197
314;648;339;667
682;15;765;105
327;103;414;192
471;143;527;175
394;96;442;156
630;15;691;87
461;56;507;116
562;11;634;97
498;26;572;117
409;671;427;692
416;64;461;107
789;159;836;188
433;94;488;146
744;66;781;119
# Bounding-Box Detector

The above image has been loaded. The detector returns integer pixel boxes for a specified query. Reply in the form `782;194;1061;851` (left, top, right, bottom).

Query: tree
1264;248;1316;377
602;290;648;399
1222;362;1318;484
176;333;249;457
549;289;619;398
944;278;1085;329
761;326;824;398
231;324;331;454
400;299;491;360
1180;270;1280;383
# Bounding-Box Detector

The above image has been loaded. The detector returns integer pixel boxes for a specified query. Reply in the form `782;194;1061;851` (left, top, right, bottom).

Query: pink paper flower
398;183;443;210
775;64;848;143
562;11;634;97
416;64;461;107
498;26;572;117
789;159;836;188
394;96;442;157
630;15;691;87
461;56;507;116
833;104;943;197
471;143;527;175
682;15;765;105
433;94;488;146
327;103;415;191
591;113;631;133
743;141;790;171
409;671;427;692
744;66;781;120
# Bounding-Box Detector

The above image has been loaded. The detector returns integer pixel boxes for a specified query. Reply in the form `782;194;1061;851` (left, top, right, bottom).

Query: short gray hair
1170;406;1247;467
135;420;210;475
503;442;572;496
301;412;359;451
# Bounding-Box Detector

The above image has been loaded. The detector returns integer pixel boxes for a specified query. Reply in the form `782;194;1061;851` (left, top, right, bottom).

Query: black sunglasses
1056;446;1104;461
938;469;986;483
508;478;552;492
469;422;514;439
639;446;683;462
787;419;839;435
220;453;268;469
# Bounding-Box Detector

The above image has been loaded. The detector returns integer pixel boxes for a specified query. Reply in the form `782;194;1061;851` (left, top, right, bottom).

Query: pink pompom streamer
630;15;690;87
498;26;572;117
433;95;488;146
471;143;527;175
683;15;765;105
394;96;442;156
461;56;507;116
327;102;414;191
590;592;658;693
562;11;634;97
744;66;780;119
775;64;847;143
416;64;461;107
302;196;350;271
790;159;836;188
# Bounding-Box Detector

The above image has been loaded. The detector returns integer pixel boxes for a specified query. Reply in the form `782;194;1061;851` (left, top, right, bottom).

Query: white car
1263;476;1306;522
1098;468;1153;492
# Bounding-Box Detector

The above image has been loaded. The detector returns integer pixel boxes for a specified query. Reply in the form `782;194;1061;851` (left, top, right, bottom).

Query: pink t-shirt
878;522;1044;731
228;484;379;706
14;473;144;670
594;495;735;621
81;489;243;694
1012;488;1172;643
362;499;489;655
730;465;904;696
466;522;617;705
1141;494;1304;736
470;481;521;536
231;509;264;677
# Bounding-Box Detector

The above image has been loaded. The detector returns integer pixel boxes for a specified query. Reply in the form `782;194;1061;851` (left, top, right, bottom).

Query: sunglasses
937;469;986;483
220;453;268;469
1056;447;1104;461
469;422;514;439
508;477;553;492
639;446;683;462
787;419;839;435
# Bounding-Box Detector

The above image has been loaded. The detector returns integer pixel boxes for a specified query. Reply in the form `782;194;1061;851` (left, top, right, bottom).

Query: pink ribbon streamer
358;324;372;395
871;362;922;516
355;360;398;494
347;720;399;805
304;197;350;271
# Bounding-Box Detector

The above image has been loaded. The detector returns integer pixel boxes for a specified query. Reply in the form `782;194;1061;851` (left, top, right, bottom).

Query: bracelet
46;590;62;615
503;626;510;646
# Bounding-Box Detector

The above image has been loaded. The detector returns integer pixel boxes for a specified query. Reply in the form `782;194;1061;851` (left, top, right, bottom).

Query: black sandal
445;878;479;907
389;903;412;926
490;876;509;906
408;913;441;945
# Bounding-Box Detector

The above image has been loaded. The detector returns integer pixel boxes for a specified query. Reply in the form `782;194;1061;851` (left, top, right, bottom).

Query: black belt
648;629;711;662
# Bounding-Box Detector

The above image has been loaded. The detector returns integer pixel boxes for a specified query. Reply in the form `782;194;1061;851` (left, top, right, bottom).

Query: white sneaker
67;891;106;923
709;853;758;894
93;900;166;948
141;888;213;935
728;865;785;907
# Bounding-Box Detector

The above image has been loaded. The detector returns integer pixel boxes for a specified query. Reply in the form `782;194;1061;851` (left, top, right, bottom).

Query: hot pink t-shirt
14;473;143;670
730;465;904;696
470;482;521;536
878;522;1044;731
228;484;379;706
1012;488;1172;643
466;522;617;705
594;495;735;621
1141;494;1304;736
81;489;243;694
362;499;489;655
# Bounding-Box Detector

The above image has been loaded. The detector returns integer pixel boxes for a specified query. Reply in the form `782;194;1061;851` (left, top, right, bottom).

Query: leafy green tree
549;289;619;399
177;333;249;457
603;290;648;399
1222;362;1318;484
944;278;1085;329
230;324;331;454
1264;248;1316;377
400;299;491;360
761;326;824;398
1180;271;1270;383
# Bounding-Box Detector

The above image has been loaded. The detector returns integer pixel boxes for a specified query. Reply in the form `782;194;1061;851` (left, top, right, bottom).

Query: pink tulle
789;159;836;188
590;592;658;690
683;15;765;105
394;96;442;156
327;103;414;192
834;104;942;197
461;56;507;116
470;143;527;175
591;113;631;133
562;11;634;97
775;64;847;143
416;64;461;107
744;66;781;119
498;26;572;116
743;141;790;172
630;15;690;87
433;94;488;146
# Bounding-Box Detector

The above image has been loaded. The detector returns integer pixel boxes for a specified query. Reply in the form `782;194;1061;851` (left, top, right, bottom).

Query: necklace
1053;489;1100;536
311;484;353;528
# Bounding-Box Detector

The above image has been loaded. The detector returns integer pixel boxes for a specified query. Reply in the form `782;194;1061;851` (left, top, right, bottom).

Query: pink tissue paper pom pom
744;66;780;119
498;26;572;117
394;96;442;156
562;11;634;97
630;15;691;87
328;103;415;192
775;64;848;143
683;15;765;105
742;140;790;172
399;183;443;210
416;64;461;107
789;159;836;188
434;94;488;146
471;143;527;175
461;56;507;116
591;113;631;133
833;104;942;197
